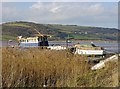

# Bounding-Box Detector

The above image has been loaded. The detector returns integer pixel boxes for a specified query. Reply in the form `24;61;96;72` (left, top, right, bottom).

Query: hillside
1;21;118;41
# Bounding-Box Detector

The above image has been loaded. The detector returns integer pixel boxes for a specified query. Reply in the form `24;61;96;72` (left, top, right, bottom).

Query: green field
1;21;118;41
1;35;16;41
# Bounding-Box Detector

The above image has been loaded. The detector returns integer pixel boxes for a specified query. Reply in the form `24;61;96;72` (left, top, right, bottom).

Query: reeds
2;47;90;87
2;47;118;87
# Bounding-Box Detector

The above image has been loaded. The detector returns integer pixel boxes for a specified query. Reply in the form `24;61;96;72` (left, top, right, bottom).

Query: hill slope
1;21;118;41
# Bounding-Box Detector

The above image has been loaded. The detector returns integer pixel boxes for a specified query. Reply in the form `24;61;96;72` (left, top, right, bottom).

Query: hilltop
1;21;118;41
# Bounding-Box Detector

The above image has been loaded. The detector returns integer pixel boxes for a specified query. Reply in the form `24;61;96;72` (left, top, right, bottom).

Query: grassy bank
2;47;118;87
1;35;16;41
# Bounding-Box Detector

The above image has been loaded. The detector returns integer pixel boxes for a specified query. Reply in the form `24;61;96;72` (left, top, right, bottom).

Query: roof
19;37;38;40
74;44;102;50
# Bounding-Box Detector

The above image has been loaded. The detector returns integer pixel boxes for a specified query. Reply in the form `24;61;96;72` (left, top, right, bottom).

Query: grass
2;47;118;87
70;34;101;40
5;23;31;28
1;35;16;41
77;61;118;87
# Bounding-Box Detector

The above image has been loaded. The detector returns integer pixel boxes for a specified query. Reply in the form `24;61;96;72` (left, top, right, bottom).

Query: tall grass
2;47;118;87
2;47;90;87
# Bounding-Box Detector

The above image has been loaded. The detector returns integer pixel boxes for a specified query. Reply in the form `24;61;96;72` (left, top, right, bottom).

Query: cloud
30;2;62;13
30;2;43;9
2;2;118;28
86;4;104;15
28;2;106;22
0;3;2;23
2;7;17;18
28;2;117;28
2;3;28;22
2;0;120;2
50;6;61;13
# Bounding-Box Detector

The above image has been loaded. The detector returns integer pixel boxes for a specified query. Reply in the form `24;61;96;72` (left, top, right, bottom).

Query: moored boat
17;36;49;47
74;44;105;56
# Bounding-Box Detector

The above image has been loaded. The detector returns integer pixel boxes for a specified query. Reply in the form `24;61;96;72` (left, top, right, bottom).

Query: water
1;41;118;53
1;41;17;47
49;41;118;53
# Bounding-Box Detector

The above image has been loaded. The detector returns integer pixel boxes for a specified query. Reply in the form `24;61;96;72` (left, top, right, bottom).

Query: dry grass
2;47;90;87
2;47;118;87
77;61;118;87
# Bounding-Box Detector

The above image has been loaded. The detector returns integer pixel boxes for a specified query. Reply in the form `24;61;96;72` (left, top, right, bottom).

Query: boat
47;46;66;50
17;36;49;47
74;43;105;56
17;28;49;47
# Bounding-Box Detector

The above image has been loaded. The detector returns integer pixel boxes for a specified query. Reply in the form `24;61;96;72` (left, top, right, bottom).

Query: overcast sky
1;1;119;28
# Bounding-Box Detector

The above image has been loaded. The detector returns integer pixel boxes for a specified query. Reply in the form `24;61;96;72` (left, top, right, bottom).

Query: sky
1;0;119;28
2;0;120;2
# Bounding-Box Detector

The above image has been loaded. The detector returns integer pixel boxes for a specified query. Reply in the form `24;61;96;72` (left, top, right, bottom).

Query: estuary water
49;41;118;53
0;41;118;53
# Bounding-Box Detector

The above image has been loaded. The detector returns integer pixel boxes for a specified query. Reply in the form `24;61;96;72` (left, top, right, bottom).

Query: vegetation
1;21;118;41
2;47;118;87
4;23;31;28
2;35;16;41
